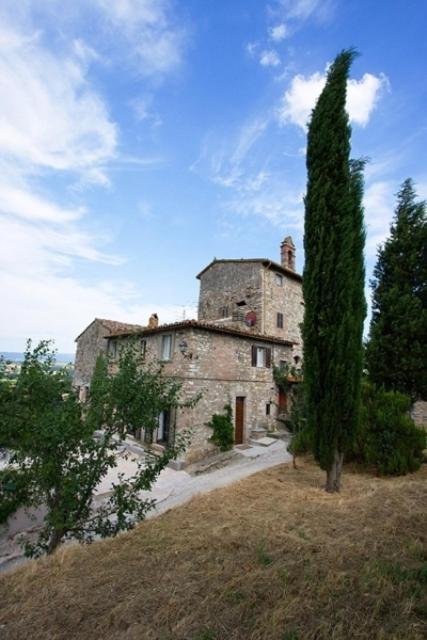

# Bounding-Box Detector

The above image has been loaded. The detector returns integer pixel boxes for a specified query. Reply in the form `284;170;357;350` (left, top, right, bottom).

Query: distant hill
0;352;75;363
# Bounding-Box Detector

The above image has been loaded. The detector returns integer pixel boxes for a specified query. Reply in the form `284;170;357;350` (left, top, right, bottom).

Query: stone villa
74;236;304;465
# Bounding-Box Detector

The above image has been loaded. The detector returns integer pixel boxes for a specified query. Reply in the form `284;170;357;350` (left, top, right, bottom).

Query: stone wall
263;268;304;352
197;261;303;359
73;320;110;388
411;400;427;427
198;261;263;333
110;326;294;464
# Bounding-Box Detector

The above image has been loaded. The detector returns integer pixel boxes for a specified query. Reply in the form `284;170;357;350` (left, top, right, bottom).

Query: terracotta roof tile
107;319;296;346
75;318;145;342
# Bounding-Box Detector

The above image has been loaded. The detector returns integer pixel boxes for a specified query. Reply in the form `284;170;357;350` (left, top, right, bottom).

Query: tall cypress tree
303;50;366;492
366;179;427;399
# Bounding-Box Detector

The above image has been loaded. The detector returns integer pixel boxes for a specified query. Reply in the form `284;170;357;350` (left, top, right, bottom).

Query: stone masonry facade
74;236;303;464
107;323;294;464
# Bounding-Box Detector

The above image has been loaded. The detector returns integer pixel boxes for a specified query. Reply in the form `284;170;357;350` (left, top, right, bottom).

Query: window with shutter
252;345;271;368
251;345;257;366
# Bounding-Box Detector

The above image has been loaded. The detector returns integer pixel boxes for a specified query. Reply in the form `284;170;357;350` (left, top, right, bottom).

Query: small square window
277;312;283;329
275;273;283;286
160;334;172;361
220;306;229;318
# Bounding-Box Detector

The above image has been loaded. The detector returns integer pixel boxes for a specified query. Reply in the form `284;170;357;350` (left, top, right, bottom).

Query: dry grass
0;459;426;640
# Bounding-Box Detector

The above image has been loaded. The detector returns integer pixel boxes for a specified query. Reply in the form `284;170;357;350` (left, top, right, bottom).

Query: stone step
250;427;268;440
249;436;277;447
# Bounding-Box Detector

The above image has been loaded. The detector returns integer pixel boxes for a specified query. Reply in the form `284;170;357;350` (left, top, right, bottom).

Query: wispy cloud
94;0;187;76
266;0;336;43
0;15;144;349
278;67;389;129
0;23;117;181
192;116;305;231
269;23;288;41
259;49;281;67
277;0;335;22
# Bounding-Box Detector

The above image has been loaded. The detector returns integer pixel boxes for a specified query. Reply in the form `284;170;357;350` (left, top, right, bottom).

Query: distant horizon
1;351;75;363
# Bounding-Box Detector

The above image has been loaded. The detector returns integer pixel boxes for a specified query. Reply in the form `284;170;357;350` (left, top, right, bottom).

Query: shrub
206;405;234;451
353;382;426;475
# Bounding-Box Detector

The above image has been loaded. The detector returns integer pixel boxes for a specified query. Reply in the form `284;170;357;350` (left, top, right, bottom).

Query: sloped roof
196;258;302;282
107;319;295;346
75;318;145;342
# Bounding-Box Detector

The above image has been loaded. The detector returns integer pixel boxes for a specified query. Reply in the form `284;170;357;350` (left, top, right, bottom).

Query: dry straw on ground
0;459;426;640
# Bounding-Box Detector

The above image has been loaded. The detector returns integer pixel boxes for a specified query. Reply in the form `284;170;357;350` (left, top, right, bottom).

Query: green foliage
303;49;366;488
0;468;29;523
287;383;313;457
206;404;234;451
0;340;195;556
273;363;301;392
366;179;427;400
285;384;306;434
352;381;426;475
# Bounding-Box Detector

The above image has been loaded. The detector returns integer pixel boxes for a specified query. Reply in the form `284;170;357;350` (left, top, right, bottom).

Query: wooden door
235;397;245;444
278;390;287;413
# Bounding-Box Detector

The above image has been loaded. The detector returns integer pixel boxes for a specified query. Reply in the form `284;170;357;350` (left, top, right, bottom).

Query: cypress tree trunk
303;49;366;492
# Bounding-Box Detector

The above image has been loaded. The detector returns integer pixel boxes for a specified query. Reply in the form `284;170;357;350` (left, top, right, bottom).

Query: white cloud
224;179;304;229
269;23;288;41
363;181;394;257
72;39;102;65
279;71;325;128
0;5;193;352
246;41;258;57
192;116;305;233
278;68;388;129
95;0;186;76
347;74;389;126
0;20;124;351
259;49;281;67
0;23;117;177
277;0;335;22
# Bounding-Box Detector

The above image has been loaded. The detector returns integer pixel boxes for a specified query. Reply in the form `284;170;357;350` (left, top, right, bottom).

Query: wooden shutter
266;348;271;368
251;345;257;366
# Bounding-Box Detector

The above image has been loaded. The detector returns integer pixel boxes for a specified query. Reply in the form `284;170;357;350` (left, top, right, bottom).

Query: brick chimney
280;236;296;271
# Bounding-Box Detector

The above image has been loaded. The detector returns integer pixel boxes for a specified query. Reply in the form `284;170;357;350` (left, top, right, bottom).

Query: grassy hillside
0;459;426;640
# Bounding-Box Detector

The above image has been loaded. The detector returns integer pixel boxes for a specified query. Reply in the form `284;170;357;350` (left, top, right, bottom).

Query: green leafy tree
0;341;195;556
366;179;427;399
303;49;366;492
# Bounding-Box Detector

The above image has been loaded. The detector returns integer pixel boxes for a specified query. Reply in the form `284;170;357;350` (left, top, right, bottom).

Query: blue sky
0;0;426;352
